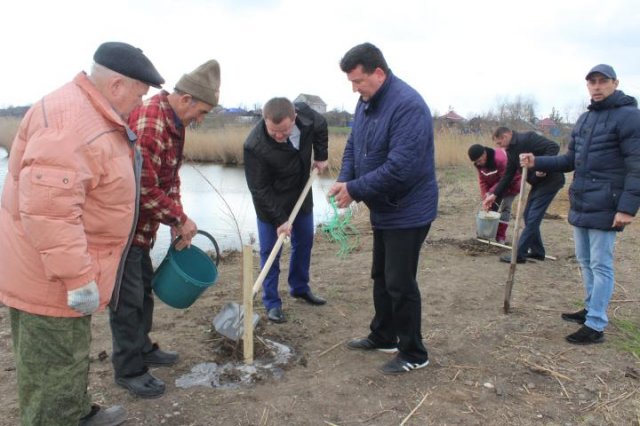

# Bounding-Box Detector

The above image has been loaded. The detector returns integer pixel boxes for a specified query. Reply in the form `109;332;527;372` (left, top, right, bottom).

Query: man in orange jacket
0;42;163;425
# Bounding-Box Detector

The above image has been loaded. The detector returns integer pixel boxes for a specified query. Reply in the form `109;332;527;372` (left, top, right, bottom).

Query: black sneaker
565;325;604;345
346;337;398;353
561;308;587;324
380;355;429;375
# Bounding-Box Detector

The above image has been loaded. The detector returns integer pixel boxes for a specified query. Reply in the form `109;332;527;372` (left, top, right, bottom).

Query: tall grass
0;116;490;171
184;125;486;171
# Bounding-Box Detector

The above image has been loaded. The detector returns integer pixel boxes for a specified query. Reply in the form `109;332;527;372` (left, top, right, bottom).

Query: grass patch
610;317;640;358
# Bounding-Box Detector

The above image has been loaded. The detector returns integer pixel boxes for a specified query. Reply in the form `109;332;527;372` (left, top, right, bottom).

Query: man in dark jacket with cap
520;64;640;344
0;41;163;426
244;97;329;324
483;127;565;263
109;60;221;398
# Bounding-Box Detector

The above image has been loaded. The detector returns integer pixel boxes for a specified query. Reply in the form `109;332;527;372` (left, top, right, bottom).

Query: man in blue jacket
520;64;640;344
328;42;438;374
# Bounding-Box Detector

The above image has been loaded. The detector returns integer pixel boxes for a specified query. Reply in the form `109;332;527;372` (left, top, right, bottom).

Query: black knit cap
468;144;485;162
93;42;165;89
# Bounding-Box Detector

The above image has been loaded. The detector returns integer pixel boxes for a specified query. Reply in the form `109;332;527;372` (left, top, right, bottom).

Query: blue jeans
573;226;617;332
517;190;559;259
257;211;314;310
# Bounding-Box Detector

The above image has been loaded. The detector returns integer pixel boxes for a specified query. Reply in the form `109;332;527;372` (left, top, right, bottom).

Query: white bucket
476;211;501;239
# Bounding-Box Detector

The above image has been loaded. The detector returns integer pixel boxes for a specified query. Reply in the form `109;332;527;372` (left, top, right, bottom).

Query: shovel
503;166;528;314
213;168;319;341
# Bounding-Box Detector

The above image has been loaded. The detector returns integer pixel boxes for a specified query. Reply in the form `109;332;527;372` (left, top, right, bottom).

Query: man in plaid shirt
109;60;221;398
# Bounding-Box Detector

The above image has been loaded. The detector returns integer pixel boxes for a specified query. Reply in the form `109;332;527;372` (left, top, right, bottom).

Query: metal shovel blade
212;302;260;342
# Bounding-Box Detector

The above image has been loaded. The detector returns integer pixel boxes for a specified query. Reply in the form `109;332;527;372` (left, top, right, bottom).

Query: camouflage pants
10;308;92;426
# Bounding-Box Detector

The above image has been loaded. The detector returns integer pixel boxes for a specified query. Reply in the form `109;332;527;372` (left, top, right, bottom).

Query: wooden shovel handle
251;168;319;298
504;166;528;314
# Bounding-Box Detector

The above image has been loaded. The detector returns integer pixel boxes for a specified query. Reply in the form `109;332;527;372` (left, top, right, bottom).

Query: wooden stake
243;244;254;364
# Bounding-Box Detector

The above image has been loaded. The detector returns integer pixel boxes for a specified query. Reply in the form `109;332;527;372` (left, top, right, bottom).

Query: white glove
67;280;100;315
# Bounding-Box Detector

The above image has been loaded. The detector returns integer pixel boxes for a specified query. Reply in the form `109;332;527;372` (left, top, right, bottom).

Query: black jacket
536;90;640;230
244;102;328;226
493;131;565;199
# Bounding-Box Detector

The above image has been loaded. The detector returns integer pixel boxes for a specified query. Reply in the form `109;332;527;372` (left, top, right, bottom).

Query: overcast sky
2;0;639;121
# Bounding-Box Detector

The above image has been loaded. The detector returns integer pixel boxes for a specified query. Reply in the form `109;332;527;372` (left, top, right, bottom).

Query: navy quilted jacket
536;90;640;230
337;72;438;229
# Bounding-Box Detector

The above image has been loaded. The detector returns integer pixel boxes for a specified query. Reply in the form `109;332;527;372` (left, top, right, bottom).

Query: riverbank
1;166;638;425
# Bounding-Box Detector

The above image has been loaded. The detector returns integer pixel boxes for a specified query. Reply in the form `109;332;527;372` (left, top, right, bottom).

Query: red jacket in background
475;148;520;199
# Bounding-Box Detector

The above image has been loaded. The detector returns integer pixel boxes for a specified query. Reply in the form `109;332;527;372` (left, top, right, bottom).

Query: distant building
435;109;468;132
294;94;327;114
538;117;561;137
440;109;466;124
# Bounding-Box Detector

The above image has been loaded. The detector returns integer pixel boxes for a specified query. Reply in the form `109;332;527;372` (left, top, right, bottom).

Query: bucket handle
171;230;220;266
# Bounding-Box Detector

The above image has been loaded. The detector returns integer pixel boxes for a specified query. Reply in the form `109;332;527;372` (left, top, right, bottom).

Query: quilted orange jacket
0;72;140;317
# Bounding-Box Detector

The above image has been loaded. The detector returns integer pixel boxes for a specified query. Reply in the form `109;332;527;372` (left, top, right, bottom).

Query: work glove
67;280;100;315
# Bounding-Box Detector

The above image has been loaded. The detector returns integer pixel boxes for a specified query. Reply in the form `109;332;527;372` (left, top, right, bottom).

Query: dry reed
183;125;487;171
0;117;20;153
1;116;490;171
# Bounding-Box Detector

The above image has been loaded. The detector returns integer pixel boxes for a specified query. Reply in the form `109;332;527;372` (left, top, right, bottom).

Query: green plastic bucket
152;230;220;309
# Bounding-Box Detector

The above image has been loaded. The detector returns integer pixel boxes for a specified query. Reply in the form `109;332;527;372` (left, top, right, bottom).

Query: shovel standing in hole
213;169;319;341
503;166;528;314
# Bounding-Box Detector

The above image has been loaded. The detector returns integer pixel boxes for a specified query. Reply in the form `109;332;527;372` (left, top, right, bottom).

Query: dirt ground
1;166;639;425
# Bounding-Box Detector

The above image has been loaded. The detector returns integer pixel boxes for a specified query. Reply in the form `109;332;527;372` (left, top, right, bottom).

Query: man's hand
277;221;292;238
328;182;353;208
613;212;634;228
519;153;536;168
67;281;99;315
482;193;496;211
312;160;329;175
174;217;197;251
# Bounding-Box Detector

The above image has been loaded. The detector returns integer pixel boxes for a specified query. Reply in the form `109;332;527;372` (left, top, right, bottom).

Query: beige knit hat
175;59;221;107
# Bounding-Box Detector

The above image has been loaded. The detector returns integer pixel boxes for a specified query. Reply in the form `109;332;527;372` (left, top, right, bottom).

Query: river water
0;149;337;265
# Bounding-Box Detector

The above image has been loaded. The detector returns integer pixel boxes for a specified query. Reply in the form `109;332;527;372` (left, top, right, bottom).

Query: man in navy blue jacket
328;42;438;374
521;64;640;344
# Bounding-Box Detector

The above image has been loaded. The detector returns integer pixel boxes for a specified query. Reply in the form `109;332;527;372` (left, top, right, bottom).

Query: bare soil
1;166;639;425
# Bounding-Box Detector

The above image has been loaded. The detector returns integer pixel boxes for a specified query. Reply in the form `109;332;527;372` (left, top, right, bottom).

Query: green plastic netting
321;196;360;257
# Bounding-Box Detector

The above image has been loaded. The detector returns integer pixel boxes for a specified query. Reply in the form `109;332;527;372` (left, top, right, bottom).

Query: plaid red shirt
128;91;187;249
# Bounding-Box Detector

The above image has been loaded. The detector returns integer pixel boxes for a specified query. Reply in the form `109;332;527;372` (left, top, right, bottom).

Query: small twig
259;407;269;426
400;392;430;426
332;305;348;318
609;299;640;303
464;403;487;419
580;388;639;412
358;409;394;424
553;375;570;399
324;422;340;426
318;340;346;357
450;369;461;382
521;360;573;382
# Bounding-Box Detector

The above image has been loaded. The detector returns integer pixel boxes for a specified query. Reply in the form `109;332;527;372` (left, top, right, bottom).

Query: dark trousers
517;190;559;259
257;211;314;310
109;245;155;378
369;225;430;363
